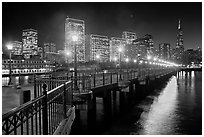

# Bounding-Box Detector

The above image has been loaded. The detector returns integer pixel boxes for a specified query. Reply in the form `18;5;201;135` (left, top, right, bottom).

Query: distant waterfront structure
88;34;110;62
175;19;184;61
22;29;38;59
159;43;171;60
9;41;22;55
110;37;126;62
65;17;85;63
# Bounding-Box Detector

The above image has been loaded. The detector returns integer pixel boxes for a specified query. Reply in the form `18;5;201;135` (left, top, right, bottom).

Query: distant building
44;42;56;53
9;41;22;55
122;31;137;44
22;29;38;59
144;34;154;57
182;48;202;65
87;34;110;62
65;17;85;63
110;37;126;62
132;34;154;60
159;43;171;60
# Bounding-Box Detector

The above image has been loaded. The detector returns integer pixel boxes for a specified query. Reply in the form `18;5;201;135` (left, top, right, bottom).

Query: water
102;71;202;135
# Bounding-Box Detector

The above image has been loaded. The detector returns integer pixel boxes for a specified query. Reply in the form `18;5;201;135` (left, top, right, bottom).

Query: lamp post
96;54;100;71
66;51;71;78
118;47;123;80
72;35;79;91
7;44;13;85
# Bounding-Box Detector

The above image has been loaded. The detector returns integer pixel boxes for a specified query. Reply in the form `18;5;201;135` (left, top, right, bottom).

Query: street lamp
7;44;13;85
72;35;79;91
7;43;13;85
66;51;71;78
95;54;100;71
118;46;123;80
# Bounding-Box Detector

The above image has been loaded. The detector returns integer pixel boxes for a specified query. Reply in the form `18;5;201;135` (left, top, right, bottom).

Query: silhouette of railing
2;81;72;135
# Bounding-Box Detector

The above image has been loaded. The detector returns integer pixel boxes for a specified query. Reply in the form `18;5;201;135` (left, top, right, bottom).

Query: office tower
65;17;85;63
22;29;38;59
88;34;110;62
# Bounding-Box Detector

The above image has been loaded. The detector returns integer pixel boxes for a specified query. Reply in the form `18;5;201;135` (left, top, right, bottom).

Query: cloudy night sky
2;2;202;51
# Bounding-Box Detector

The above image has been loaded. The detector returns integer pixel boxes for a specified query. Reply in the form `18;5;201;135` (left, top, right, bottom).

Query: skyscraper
22;29;38;59
89;34;110;62
175;19;184;61
65;17;85;63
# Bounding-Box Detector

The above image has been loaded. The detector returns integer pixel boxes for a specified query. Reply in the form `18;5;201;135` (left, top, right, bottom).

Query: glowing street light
139;60;143;64
113;56;117;62
147;55;152;60
118;46;123;80
96;54;100;60
153;57;157;61
7;43;13;85
96;54;100;71
125;58;129;63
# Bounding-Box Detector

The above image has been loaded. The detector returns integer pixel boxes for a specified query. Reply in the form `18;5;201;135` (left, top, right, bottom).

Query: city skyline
2;2;202;52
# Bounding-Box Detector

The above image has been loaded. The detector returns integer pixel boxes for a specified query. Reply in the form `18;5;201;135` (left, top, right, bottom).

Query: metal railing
2;81;72;135
2;67;178;135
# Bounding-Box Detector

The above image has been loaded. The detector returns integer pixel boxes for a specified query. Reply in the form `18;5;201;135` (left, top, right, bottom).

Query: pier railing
2;67;178;135
2;81;72;135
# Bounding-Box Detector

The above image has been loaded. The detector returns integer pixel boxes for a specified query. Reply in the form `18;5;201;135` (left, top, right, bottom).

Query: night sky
2;2;202;51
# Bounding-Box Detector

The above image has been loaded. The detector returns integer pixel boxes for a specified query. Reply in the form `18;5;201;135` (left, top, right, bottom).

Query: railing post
82;73;85;90
103;72;105;85
63;83;67;118
93;74;96;87
110;72;112;84
42;83;48;135
34;74;36;98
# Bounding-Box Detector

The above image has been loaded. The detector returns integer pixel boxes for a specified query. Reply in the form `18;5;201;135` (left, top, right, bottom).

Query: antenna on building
178;19;181;30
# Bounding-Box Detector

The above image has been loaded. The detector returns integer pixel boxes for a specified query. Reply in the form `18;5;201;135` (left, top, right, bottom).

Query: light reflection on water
136;71;202;135
138;76;179;135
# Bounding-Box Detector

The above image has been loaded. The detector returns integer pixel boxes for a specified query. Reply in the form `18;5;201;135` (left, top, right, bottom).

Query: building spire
178;19;181;30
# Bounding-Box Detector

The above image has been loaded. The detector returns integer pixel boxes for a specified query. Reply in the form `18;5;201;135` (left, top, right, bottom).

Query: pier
2;65;182;135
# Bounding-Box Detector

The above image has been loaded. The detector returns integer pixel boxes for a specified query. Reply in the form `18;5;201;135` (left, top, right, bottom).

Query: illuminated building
175;19;184;61
65;17;85;63
122;31;137;44
159;43;171;60
88;34;110;62
133;34;154;60
44;42;56;53
110;37;126;62
22;29;38;59
144;34;154;56
9;41;22;55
